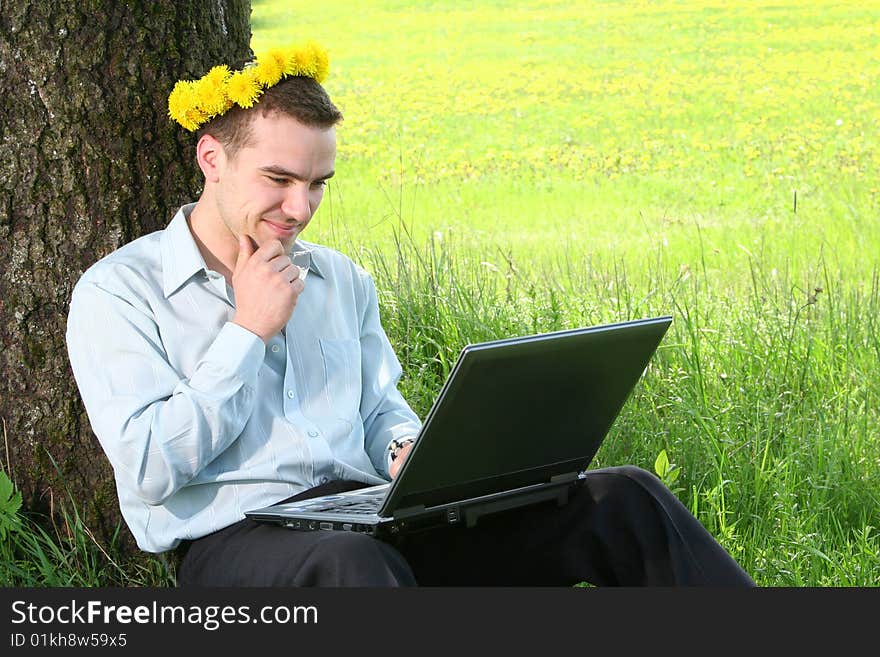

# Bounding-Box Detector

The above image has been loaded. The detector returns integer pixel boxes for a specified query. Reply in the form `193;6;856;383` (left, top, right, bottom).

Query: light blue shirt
65;204;421;553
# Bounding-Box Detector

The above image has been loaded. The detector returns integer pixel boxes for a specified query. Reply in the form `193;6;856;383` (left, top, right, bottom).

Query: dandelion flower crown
167;41;330;132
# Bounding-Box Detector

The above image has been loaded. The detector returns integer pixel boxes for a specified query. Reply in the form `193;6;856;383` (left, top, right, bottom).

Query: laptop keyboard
299;497;382;515
333;501;381;514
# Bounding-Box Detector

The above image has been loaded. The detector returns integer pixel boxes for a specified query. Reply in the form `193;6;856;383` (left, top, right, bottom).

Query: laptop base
248;477;584;538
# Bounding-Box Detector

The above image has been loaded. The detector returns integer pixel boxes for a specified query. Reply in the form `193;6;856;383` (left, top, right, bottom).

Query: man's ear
196;133;225;184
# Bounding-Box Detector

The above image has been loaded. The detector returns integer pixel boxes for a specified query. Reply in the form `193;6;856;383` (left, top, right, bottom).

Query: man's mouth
263;219;299;238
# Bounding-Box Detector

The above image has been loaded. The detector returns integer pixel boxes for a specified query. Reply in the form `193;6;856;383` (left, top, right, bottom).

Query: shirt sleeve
356;272;422;478
65;277;266;505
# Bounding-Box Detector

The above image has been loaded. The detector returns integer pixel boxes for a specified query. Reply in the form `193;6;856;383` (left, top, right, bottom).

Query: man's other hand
232;235;304;342
389;441;414;479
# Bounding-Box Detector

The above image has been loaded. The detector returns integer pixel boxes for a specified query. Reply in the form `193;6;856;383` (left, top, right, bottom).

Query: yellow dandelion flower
304;41;329;83
204;64;231;86
168;80;201;131
226;69;263;109
254;48;287;86
252;60;280;87
287;44;318;79
281;46;299;76
195;66;232;117
167;80;191;120
182;105;209;132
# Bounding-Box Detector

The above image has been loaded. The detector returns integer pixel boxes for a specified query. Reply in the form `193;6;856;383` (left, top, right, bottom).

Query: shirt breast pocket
319;338;363;419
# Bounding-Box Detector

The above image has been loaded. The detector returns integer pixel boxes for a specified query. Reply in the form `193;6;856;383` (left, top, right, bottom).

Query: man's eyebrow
258;165;335;181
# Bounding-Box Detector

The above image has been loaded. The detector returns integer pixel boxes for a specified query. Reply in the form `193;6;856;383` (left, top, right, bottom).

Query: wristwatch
388;438;414;462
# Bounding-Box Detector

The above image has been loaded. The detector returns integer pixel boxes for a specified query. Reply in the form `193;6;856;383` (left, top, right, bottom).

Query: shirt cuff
197;321;266;386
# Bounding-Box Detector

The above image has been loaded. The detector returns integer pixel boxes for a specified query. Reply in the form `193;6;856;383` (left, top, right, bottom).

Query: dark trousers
176;466;755;587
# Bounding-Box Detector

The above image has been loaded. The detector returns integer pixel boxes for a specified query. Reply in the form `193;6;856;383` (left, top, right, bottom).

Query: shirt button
319;476;330;484
308;430;319;437
287;390;295;399
271;344;280;353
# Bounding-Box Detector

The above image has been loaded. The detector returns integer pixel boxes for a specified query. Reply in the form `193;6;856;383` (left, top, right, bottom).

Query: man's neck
187;199;237;283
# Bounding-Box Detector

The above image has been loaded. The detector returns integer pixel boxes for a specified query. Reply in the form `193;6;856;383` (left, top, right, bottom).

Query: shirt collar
160;204;209;298
292;239;326;280
160;204;325;298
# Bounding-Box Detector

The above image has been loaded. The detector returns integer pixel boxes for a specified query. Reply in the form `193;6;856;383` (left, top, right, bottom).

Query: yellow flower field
253;1;878;183
252;0;879;277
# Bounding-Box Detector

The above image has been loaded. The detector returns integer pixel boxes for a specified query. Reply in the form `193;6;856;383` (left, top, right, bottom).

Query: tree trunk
0;0;251;560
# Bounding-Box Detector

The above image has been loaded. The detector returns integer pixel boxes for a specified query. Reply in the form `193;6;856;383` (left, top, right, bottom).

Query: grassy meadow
3;1;878;586
252;0;880;586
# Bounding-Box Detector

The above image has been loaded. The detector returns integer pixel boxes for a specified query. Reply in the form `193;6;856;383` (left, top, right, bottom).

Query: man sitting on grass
65;43;755;587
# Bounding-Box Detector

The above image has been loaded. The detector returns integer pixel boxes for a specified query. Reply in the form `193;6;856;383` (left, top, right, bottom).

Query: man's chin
255;228;301;251
259;220;304;248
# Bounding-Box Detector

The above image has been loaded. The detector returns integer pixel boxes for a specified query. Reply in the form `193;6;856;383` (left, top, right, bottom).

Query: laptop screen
381;316;672;515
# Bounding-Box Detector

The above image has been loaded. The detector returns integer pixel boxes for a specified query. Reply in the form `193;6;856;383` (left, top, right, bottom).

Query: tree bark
0;0;251;560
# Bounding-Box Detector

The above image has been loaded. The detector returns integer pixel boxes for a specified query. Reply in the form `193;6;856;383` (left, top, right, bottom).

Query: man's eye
312;180;328;188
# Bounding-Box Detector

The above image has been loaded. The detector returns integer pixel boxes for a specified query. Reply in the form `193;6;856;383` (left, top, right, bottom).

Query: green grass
255;0;880;586
5;0;878;586
359;228;880;586
0;468;174;587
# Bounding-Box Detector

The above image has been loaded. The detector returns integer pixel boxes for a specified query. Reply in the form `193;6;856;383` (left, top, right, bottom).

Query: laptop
245;315;673;538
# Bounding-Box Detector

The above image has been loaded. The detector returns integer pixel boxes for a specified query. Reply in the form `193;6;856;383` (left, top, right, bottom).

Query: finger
255;238;285;261
269;255;293;273
234;235;256;275
290;278;305;295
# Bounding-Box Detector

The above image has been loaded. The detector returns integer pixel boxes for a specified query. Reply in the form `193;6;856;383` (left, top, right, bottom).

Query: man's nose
281;184;312;221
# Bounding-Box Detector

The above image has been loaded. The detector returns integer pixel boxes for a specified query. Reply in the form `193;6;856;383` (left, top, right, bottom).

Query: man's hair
197;75;343;158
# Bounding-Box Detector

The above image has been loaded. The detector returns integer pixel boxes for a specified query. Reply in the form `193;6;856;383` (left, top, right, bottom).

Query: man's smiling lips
263;219;299;238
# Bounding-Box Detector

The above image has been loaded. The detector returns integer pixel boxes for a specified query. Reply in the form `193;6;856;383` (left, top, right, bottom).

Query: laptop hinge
550;472;580;484
392;505;426;520
462;481;574;528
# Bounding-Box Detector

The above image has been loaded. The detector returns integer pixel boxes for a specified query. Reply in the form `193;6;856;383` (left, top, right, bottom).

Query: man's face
213;112;337;251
